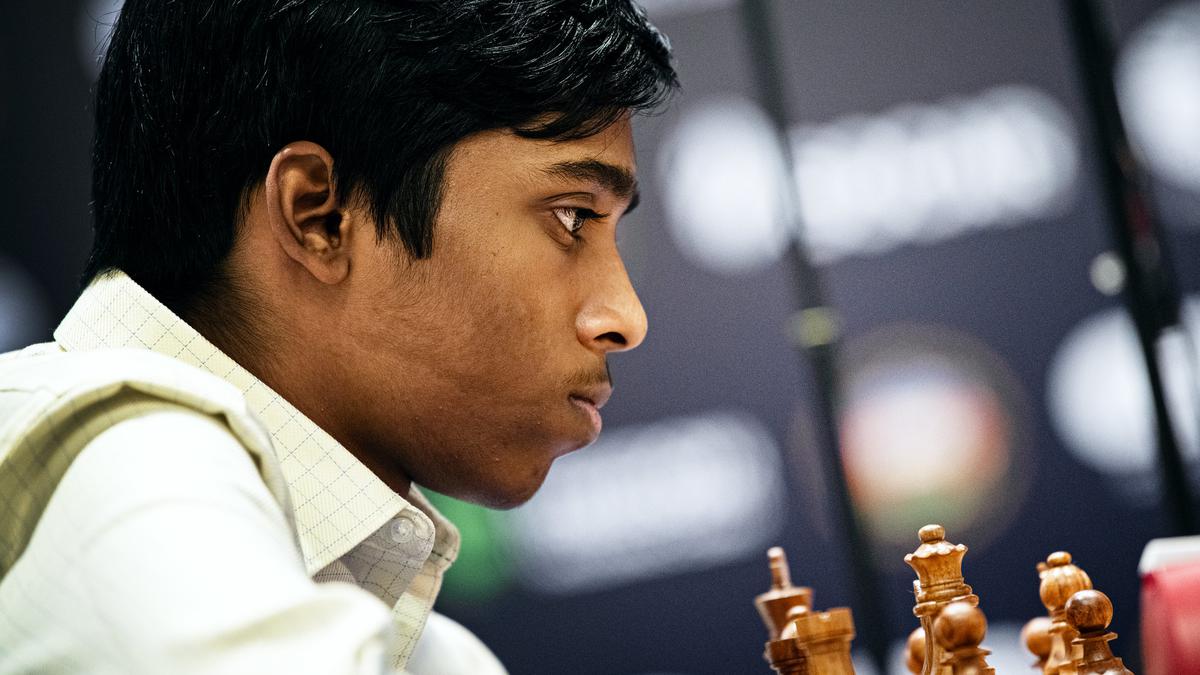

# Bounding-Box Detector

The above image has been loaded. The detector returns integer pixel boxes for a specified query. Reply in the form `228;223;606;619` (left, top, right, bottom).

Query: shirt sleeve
50;407;395;675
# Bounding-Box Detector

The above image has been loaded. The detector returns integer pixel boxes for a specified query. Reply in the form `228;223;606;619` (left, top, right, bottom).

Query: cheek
460;271;564;373
445;240;576;357
374;208;585;402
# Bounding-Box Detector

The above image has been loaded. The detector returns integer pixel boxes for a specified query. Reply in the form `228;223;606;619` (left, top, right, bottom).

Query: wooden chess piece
785;607;856;675
1022;616;1054;670
906;627;926;674
756;547;813;640
765;605;813;675
905;525;978;675
1064;590;1133;675
933;601;995;675
1040;552;1093;675
756;548;815;675
755;547;857;674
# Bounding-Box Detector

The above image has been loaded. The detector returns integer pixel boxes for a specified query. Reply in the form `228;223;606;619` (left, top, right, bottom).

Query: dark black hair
86;0;676;312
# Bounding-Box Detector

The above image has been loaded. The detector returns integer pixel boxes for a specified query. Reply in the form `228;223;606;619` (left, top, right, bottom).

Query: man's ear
264;141;353;285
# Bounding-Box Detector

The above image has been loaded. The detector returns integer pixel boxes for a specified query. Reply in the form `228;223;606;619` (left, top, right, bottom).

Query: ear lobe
265;141;352;285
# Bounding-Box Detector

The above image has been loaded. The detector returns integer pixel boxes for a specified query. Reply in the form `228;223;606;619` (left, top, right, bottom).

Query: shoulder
62;408;290;539
0;343;277;483
83;407;272;498
0;343;292;551
0;344;246;410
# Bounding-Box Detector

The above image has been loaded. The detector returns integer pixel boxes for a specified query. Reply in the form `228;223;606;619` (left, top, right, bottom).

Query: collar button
390;515;416;545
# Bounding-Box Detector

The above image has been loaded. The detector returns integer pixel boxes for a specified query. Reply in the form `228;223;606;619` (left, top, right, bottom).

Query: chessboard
754;524;1130;675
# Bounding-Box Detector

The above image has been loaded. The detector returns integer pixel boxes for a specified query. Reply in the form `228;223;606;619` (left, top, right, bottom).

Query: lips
569;395;604;437
570;383;612;411
568;384;611;438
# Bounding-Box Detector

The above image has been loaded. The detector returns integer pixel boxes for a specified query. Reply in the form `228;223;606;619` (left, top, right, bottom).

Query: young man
0;2;676;673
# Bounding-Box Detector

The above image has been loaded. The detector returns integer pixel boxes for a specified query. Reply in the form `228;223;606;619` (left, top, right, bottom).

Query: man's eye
552;207;603;238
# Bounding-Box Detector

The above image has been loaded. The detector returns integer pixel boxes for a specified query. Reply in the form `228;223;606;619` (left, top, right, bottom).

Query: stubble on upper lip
566;363;613;409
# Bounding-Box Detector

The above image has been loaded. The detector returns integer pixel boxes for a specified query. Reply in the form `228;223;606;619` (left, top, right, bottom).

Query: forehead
448;116;637;184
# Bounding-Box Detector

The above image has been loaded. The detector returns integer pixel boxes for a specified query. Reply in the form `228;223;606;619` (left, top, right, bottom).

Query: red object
1141;560;1200;675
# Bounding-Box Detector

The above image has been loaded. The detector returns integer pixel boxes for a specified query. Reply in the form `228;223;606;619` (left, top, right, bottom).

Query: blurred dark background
5;1;1200;673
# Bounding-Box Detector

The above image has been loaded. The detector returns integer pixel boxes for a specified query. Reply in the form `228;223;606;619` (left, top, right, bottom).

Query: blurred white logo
1047;300;1200;478
1118;2;1200;193
660;98;793;275
508;411;785;594
660;86;1079;273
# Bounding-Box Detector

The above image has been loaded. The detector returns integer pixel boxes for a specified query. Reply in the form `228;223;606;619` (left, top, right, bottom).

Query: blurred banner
4;1;1200;673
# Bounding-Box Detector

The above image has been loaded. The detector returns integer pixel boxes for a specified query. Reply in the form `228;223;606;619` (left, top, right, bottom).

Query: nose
576;256;648;354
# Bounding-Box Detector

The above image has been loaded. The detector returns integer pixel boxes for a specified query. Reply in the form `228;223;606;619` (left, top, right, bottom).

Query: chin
416;456;554;510
476;470;550;510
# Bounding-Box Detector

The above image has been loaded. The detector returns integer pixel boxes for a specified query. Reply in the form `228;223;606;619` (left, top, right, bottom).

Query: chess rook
784;608;856;675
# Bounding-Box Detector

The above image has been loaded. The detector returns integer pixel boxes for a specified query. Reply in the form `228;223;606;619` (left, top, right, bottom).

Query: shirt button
390;516;416;545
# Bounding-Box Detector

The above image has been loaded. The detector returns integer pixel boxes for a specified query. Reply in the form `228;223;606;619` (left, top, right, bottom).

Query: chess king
0;2;677;673
755;525;1134;675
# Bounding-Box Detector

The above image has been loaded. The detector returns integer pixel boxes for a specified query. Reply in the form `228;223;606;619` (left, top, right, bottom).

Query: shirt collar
53;270;459;575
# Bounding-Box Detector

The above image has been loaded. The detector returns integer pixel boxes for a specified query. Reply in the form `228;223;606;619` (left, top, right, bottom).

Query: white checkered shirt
0;270;505;674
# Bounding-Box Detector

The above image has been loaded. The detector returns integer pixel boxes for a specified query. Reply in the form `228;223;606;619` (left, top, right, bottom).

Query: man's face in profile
83;0;675;510
343;116;646;508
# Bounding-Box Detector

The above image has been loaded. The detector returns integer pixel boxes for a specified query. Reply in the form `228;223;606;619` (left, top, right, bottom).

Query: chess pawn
933;601;995;675
757;547;814;640
905;525;978;675
1064;590;1133;675
1040;552;1093;675
1022;616;1054;670
906;627;926;674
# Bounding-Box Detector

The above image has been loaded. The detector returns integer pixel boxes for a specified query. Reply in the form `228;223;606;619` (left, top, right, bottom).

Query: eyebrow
541;159;640;214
